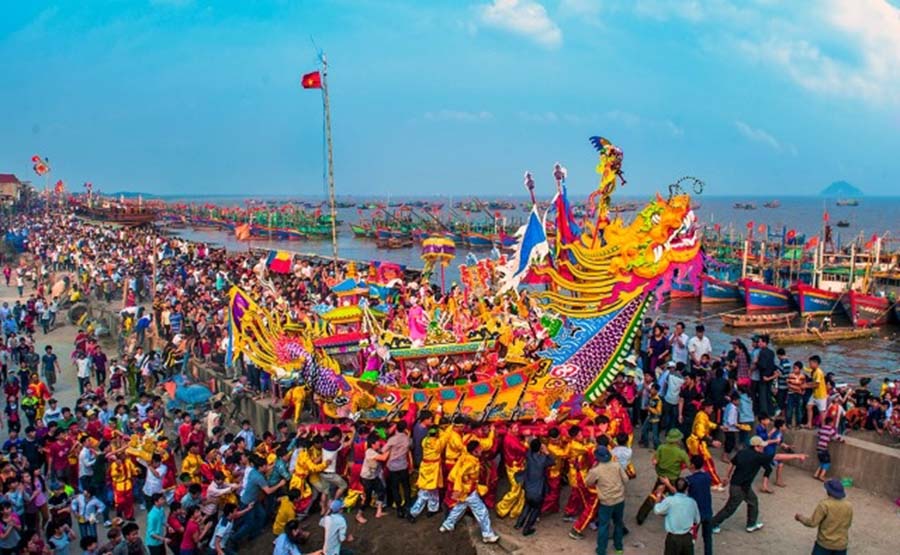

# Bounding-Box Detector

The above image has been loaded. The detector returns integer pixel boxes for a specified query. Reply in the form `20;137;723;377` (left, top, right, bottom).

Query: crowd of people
0;211;881;555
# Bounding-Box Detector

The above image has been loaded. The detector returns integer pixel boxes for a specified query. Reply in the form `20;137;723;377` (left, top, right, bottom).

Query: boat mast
321;52;339;266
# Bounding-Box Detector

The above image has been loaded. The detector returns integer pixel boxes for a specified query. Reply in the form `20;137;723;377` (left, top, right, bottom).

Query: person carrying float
495;422;529;519
438;440;501;544
407;424;449;521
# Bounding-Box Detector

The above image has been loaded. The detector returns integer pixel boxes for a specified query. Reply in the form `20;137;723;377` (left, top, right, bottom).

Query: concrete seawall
784;429;900;500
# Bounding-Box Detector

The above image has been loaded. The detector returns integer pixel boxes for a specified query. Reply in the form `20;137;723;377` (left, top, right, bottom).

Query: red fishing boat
840;290;891;327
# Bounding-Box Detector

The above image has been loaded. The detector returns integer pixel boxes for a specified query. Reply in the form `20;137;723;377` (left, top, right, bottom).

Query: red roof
0;174;21;185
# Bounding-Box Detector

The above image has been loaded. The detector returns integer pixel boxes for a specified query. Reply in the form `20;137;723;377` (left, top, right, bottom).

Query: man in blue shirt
686;456;713;555
654;477;700;555
145;493;168;555
233;454;285;545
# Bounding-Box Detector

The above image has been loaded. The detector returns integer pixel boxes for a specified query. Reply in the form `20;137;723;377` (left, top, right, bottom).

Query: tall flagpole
320;53;339;267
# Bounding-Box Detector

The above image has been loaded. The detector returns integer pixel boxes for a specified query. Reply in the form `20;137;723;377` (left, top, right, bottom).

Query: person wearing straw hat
795;478;853;555
636;428;689;525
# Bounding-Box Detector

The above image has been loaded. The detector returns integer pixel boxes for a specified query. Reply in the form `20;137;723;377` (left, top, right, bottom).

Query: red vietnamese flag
786;229;796;240
301;71;322;89
746;220;754;230
822;210;830;223
803;236;819;251
757;223;767;234
865;234;878;250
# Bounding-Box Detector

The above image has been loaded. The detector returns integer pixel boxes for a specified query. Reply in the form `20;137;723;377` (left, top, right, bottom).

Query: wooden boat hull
701;275;742;304
790;282;842;316
840;291;891;327
765;327;878;344
739;278;793;312
722;312;797;328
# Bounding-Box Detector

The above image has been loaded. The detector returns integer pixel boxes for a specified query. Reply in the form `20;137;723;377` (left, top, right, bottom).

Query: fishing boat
738;278;793;312
722;312;797;328
763;200;781;208
733;202;757;210
465;232;494;249
839;290;891;327
349;223;371;238
700;274;742;303
836;220;850;228
790;282;842;316
836;199;859;206
765;327;878;344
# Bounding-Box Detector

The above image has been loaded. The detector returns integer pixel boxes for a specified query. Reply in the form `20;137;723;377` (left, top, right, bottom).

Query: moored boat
790;282;843;316
669;279;698;299
701;274;742;303
840;290;891;327
722;312;797;328
738;278;793;312
765;327;878;344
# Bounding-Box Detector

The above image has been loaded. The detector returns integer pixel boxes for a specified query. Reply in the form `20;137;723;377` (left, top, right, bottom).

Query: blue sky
1;0;898;198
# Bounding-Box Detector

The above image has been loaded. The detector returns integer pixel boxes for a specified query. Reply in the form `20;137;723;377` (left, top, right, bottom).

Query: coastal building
0;173;24;204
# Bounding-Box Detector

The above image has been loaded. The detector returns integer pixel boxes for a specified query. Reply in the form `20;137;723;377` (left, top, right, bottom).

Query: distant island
820;181;862;197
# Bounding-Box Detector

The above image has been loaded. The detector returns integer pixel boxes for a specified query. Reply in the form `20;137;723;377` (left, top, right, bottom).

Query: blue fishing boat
738;278;793;312
790;282;842;316
701;274;742;303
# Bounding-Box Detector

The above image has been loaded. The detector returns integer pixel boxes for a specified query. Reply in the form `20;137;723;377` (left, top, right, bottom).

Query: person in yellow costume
441;417;467;507
283;384;308;423
272;489;301;536
180;442;203;483
562;425;594;521
407;425;448;522
495;423;530;519
541;427;568;514
109;452;138;520
289;438;328;511
687;401;723;488
438;440;500;543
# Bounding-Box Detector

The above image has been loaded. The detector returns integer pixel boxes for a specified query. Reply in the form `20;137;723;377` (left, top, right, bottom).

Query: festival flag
803;236;819;251
786;229;797;241
301;71;322;89
713;223;721;232
757;223;767;234
865;233;878;250
496;205;549;294
746;221;754;230
266;250;293;274
54;180;64;194
234;223;251;241
822;210;830;223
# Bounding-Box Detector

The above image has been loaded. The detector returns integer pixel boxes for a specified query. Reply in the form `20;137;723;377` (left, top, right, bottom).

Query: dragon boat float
226;137;704;422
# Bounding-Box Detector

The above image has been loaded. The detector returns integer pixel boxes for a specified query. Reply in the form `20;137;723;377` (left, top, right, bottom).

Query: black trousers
636;477;667;524
700;518;713;555
361;477;386;511
665;532;694;555
515;496;543;531
711;484;758;528
387;468;411;511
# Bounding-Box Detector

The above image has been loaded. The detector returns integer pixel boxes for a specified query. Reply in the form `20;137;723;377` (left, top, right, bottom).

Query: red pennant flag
786;229;796;240
822;210;830;223
865;234;878;250
713;223;721;232
757;223;767;234
746;221;754;230
301;71;322;89
803;236;819;251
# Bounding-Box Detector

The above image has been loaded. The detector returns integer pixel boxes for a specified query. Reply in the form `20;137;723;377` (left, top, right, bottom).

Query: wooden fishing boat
840;290;892;327
738;278;793;312
722;312;797;328
790;282;843;316
765;327;878;344
701;274;742;303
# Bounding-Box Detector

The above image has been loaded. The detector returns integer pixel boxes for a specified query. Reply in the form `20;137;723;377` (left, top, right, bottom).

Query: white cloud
734;120;780;150
518;111;559;123
477;0;562;48
423;110;493;122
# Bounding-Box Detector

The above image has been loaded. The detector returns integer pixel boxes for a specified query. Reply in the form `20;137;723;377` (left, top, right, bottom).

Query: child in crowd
814;415;843;481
